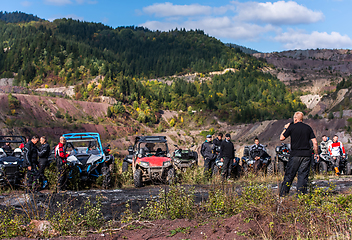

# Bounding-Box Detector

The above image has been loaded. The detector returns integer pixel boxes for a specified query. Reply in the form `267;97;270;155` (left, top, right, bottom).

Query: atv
213;155;241;178
0;136;26;187
318;152;351;175
241;145;274;175
275;143;291;174
63;132;114;189
172;144;198;172
132;136;174;187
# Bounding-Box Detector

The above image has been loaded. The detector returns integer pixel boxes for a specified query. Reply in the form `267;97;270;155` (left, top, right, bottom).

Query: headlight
0;163;4;170
167;153;171;158
3;161;8;164
140;161;149;168
163;161;172;167
138;154;143;158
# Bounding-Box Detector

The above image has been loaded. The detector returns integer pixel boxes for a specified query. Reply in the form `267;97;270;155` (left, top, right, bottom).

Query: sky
2;0;352;53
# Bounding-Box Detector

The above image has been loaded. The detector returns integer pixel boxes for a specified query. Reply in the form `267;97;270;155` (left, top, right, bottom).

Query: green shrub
139;185;195;220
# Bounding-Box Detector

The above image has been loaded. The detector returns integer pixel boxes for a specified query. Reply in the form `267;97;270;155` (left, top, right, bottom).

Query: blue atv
63;132;114;189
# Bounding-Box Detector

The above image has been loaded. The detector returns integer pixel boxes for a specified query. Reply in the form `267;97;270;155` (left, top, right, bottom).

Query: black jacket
213;138;222;153
201;141;216;160
249;144;266;159
24;141;38;167
38;143;50;162
219;139;235;159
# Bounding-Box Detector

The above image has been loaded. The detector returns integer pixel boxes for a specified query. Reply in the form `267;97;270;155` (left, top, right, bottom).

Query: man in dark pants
279;111;319;196
24;135;39;192
219;133;235;181
37;136;50;189
201;135;216;179
55;136;70;192
249;137;267;173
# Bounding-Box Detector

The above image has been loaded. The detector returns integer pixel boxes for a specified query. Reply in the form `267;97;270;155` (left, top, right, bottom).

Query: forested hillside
0;13;305;124
0;11;42;23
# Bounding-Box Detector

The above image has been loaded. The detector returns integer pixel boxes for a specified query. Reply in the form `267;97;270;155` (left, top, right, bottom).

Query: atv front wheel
319;161;328;174
345;162;351;175
266;160;275;176
213;165;220;176
122;161;129;173
167;168;175;185
277;161;285;175
102;164;111;189
134;169;143;188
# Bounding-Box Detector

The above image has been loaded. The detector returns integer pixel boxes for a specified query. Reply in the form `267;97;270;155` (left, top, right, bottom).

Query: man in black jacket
37;136;50;189
249;137;267;172
213;133;223;156
24;135;39;192
201;135;216;179
219;133;235;180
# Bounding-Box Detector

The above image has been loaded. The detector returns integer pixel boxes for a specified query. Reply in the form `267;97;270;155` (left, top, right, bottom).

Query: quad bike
132;136;175;187
172;144;198;172
63;132;114;189
275;143;291;175
318;153;351;175
213;156;241;178
0;136;26;187
241;145;273;175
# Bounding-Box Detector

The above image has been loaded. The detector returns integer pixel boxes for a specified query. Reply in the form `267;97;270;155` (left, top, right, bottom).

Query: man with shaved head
279;111;319;196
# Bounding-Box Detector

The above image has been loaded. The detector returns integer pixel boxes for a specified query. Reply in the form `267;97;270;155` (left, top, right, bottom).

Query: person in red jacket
328;135;346;176
55;136;70;191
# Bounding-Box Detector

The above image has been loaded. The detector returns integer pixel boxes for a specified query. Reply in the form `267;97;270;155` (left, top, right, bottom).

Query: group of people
20;135;51;192
21;135;70;193
320;134;346;175
201;111;347;197
200;132;235;181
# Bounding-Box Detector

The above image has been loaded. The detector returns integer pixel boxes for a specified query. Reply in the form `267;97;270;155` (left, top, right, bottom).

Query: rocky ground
1;175;352;239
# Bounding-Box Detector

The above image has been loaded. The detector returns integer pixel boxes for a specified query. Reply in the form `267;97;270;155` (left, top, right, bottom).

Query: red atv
132;136;175;187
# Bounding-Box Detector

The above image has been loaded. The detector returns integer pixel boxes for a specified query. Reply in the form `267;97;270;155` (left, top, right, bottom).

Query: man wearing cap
219;133;235;180
201;134;216;179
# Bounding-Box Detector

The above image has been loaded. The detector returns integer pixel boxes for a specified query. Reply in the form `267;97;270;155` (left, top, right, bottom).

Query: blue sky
2;0;352;53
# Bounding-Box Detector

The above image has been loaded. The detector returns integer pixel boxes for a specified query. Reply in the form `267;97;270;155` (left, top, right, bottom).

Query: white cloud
141;17;277;41
44;0;72;6
143;2;213;17
233;1;324;25
21;1;33;7
275;29;352;49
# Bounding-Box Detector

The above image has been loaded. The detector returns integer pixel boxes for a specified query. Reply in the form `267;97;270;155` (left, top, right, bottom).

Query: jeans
280;156;311;196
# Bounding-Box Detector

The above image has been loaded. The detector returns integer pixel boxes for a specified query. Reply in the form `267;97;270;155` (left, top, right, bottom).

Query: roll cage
62;132;103;154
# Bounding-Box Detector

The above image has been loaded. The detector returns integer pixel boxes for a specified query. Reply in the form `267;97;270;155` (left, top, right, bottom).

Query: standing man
24;135;40;192
249;137;267;173
219;133;235;181
201;134;216;179
328;135;345;176
213;133;223;152
320;135;332;155
279;111;319;196
55;136;70;192
37;136;50;189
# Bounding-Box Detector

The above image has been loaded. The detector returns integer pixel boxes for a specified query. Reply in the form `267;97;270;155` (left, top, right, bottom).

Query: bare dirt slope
254;49;352;115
